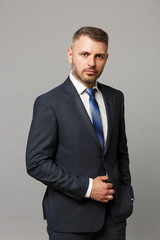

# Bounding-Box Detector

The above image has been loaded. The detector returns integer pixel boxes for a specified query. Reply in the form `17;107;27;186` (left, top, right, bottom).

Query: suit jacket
26;77;134;232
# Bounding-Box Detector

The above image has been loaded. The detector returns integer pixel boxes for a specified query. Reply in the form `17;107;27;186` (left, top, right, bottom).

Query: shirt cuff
84;178;93;198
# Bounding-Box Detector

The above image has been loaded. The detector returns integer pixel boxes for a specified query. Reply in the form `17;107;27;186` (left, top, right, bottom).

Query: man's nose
88;56;96;67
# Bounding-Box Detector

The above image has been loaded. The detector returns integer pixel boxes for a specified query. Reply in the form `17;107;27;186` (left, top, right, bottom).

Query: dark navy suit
26;77;134;233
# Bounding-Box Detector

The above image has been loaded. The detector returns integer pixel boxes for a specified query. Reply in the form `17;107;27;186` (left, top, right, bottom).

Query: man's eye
96;55;104;59
81;53;88;57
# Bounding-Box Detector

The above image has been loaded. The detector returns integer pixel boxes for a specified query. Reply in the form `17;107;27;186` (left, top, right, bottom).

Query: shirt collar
69;71;99;95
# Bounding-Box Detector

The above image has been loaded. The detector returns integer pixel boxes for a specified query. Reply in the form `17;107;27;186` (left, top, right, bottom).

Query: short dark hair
72;26;109;47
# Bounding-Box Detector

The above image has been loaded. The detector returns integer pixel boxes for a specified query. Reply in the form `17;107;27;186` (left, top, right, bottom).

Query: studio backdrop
0;0;159;239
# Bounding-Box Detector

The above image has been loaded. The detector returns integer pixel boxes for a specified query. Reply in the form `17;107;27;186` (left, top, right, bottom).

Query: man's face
67;35;109;88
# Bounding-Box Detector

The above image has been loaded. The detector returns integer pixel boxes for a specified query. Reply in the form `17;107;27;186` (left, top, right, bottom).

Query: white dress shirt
70;72;108;198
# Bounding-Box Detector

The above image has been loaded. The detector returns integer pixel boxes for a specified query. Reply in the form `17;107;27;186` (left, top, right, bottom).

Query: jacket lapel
98;83;113;155
63;78;102;149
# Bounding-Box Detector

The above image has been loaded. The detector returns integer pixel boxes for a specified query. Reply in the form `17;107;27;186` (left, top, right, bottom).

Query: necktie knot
85;88;96;98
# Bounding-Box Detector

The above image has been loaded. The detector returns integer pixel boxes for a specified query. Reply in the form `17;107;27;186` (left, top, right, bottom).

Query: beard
73;70;96;85
72;64;102;87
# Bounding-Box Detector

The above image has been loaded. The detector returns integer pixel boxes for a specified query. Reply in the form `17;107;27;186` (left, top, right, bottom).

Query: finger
102;199;109;203
107;189;115;195
107;183;114;189
100;175;109;181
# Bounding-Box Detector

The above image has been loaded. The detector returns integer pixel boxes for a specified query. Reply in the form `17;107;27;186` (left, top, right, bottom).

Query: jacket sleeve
118;93;134;199
26;96;89;201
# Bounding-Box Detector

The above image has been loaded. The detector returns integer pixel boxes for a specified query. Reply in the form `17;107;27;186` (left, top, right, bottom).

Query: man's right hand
90;176;115;203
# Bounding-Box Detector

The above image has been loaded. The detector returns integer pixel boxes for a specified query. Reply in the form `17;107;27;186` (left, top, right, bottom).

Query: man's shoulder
37;77;71;101
98;82;124;98
32;78;72;110
41;81;65;98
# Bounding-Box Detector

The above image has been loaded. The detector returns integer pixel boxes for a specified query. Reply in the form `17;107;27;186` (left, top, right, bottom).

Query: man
26;26;134;240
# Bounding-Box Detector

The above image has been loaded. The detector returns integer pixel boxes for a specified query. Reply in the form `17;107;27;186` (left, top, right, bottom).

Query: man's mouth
84;69;97;74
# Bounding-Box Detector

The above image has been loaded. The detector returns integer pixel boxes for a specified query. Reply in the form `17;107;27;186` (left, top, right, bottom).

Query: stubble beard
72;65;101;87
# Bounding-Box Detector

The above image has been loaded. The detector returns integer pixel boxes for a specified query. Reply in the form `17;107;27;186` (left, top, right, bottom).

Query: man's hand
90;176;115;203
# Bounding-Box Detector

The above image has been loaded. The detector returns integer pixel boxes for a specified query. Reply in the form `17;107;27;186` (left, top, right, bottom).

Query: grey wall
1;0;160;239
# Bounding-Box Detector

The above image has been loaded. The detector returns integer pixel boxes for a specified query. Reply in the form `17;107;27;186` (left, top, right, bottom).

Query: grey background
0;0;160;239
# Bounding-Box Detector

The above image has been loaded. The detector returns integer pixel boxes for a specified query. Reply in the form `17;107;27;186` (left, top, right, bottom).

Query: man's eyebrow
79;51;90;53
78;51;105;55
96;53;105;56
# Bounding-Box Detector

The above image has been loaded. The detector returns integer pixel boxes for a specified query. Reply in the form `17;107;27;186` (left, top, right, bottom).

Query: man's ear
67;49;73;64
106;53;109;62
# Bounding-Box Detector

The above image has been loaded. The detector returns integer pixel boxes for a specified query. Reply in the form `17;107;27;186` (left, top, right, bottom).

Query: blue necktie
86;88;104;151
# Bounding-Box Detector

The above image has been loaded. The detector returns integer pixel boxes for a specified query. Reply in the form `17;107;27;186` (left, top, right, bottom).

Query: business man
26;26;134;240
